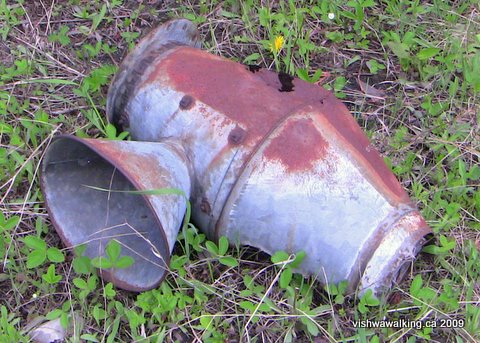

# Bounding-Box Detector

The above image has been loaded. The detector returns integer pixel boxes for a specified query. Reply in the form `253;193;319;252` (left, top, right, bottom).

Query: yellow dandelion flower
270;35;284;53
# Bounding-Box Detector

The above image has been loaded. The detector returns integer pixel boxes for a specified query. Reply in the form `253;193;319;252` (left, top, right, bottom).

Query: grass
0;0;479;342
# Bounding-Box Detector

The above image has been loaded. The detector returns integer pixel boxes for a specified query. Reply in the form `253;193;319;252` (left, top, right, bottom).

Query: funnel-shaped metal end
40;136;191;291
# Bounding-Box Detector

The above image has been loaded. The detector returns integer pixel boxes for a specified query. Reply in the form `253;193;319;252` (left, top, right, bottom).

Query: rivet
228;126;246;145
179;95;195;110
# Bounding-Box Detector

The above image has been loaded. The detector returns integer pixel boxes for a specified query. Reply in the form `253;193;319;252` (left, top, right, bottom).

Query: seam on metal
207;147;240;238
213;103;318;239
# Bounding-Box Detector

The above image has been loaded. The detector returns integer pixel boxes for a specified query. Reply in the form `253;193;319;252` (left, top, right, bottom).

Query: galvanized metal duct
41;19;431;294
41;137;191;290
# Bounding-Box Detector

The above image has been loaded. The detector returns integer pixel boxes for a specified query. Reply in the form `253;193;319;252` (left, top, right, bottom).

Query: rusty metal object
41;136;191;291
42;19;431;294
105;19;431;294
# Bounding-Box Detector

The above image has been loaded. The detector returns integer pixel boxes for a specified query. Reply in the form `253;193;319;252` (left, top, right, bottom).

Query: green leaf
114;256;134;269
301;316;320;336
107;318;121;343
417;287;436;301
104;283;116;298
279;268;292;289
364;293;379;306
116;131;129;140
410;274;423;295
458;160;466;183
366;59;385;74
170;255;188;270
87;275;98;289
58;26;71;45
297;69;323;83
105;123;117;139
75;243;87;256
362;0;375;7
2;216;19;231
46;309;64;320
243;53;261;64
47;247;65;263
90;4;107;32
27;250;46;268
296;68;309;81
0;123;14;135
271;251;289;264
220;9;238;18
439;234;456;250
334;76;347;92
205;241;218;255
72;255;92;274
80;334;99;342
219;256;238;267
82;64;117;93
83;185;187;198
239;301;255;311
334;294;345;304
218;236;229;256
243;275;254;288
416;48;441;60
20;78;78;86
387;41;410;59
199;316;214;330
42;264;62;284
467;165;480;181
290;251;306;268
92;306;108;322
309;69;323;83
325;283;338;295
359;289;380;310
91;256;113;269
105;240;121;262
23;236;46;251
73;278;88;289
422;244;441;255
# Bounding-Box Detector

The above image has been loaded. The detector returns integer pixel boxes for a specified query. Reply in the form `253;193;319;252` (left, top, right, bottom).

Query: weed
90;240;134;270
0;306;26;342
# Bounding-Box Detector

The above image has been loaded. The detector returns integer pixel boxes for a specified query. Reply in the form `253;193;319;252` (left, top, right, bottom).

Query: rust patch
264;118;328;172
145;47;409;204
153;47;327;146
179;94;195;110
228;126;246;145
313;94;409;203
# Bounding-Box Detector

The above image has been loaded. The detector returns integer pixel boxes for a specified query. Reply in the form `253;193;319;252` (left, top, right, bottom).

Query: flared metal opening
40;136;170;291
358;210;432;295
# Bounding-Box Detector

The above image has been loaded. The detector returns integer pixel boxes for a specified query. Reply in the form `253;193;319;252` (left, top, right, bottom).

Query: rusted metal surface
41;19;431;294
107;19;201;130
40;136;191;291
104;19;431;294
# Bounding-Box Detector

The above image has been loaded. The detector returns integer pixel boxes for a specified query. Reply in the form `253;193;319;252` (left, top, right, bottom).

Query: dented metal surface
41;19;431;293
41;136;191;291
